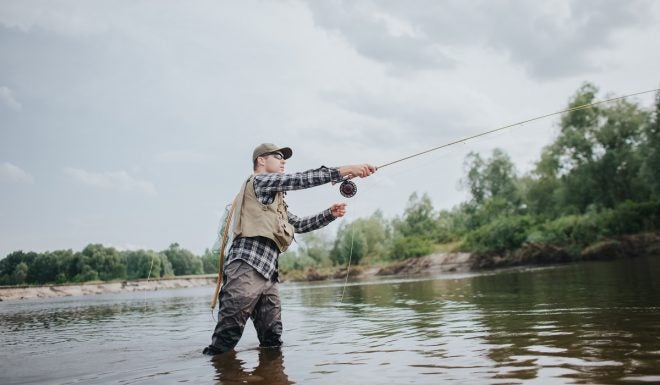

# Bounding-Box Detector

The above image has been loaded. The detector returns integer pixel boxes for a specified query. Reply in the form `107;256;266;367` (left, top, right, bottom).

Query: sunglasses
266;152;284;160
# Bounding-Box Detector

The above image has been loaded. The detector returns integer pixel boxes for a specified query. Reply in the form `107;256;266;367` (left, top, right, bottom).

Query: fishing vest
232;175;294;252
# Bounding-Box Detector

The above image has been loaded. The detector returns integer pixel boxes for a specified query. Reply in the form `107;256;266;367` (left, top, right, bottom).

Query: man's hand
330;203;347;218
339;164;377;179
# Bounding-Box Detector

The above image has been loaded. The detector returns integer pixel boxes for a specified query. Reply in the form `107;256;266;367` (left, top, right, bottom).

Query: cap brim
276;147;293;160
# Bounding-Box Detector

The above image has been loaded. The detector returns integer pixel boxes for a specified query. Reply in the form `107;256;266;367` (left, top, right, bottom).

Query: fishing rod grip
331;173;353;185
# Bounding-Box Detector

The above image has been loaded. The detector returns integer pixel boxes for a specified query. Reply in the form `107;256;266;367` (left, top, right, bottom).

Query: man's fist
330;203;347;218
339;164;377;179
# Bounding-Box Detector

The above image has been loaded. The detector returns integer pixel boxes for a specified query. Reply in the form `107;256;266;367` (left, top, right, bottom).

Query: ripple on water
3;258;660;384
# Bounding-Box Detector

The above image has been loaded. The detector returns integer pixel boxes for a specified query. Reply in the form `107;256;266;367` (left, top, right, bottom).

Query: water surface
2;256;660;384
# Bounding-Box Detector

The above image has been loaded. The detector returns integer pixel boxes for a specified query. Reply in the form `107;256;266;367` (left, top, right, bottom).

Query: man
203;143;376;356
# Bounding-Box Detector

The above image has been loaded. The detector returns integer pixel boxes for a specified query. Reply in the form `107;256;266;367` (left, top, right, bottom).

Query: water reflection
292;257;660;384
211;348;294;385
468;258;660;383
2;258;659;384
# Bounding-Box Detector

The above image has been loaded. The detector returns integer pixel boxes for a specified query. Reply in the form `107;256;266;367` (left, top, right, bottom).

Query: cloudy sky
1;0;659;257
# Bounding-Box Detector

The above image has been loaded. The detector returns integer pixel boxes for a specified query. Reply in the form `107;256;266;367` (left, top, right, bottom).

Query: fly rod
335;88;660;198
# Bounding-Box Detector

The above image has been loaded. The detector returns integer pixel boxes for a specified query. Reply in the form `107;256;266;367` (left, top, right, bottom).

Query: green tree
330;223;367;265
529;83;652;215
0;251;38;285
164;243;203;276
297;231;333;267
49;250;75;283
13;262;29;284
201;248;219;275
80;244;127;281
638;90;660;197
464;152;486;204
279;249;317;272
457;149;523;235
462;149;520;208
390;193;438;259
331;211;392;265
125;250;171;279
393;193;438;238
30;252;62;284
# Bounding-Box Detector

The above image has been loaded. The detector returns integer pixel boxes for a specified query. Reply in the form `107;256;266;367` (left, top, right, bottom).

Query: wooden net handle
211;197;238;310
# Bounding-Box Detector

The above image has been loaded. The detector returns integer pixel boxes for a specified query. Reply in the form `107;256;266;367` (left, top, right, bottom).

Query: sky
1;0;659;258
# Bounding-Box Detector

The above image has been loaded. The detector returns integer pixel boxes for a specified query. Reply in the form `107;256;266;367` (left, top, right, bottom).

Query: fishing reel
339;179;357;198
333;175;358;198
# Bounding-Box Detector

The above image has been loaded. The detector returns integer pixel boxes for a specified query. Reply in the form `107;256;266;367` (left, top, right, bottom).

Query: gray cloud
307;0;655;78
64;167;156;196
0;162;33;184
0;85;21;110
320;89;470;143
154;149;213;164
307;0;455;72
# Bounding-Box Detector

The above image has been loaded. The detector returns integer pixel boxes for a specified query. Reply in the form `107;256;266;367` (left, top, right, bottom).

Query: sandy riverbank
0;275;218;301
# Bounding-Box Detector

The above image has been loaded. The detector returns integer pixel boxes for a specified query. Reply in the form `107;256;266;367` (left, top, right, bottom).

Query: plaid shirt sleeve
252;166;341;200
229;166;341;279
288;209;336;234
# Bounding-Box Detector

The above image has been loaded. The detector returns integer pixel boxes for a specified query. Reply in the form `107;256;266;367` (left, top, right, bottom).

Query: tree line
280;83;660;271
0;243;220;286
2;83;659;285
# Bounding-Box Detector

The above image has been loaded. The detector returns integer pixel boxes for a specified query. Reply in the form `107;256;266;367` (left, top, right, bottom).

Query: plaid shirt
226;166;341;280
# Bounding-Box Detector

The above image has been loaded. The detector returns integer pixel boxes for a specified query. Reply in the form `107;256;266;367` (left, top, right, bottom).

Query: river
2;256;659;384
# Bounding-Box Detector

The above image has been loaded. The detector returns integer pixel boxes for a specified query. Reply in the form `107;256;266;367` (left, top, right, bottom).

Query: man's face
261;152;286;173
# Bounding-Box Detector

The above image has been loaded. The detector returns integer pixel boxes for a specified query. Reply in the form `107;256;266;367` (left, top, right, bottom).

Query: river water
2;256;660;385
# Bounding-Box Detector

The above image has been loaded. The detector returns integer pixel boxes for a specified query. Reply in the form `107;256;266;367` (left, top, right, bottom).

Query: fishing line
144;252;155;308
339;223;355;303
334;88;660;198
377;89;659;170
336;180;377;303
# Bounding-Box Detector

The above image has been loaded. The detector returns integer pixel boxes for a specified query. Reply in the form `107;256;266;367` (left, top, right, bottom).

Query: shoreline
0;253;473;302
3;232;658;302
0;275;218;302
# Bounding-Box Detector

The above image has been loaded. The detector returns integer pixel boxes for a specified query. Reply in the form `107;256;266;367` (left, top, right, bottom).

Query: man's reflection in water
211;348;294;385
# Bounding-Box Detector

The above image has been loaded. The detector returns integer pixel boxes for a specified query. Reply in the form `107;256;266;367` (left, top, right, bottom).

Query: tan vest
232;175;294;252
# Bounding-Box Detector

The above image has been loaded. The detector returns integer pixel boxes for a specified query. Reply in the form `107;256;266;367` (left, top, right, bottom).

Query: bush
278;251;317;272
529;213;603;249
602;200;660;235
463;215;535;253
330;229;367;265
526;200;660;252
163;243;203;276
391;235;434;260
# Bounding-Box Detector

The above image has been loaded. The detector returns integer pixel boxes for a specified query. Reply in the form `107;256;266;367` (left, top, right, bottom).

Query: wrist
330;167;342;182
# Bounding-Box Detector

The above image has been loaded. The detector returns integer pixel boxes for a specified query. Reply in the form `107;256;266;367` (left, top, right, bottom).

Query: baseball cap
252;143;293;162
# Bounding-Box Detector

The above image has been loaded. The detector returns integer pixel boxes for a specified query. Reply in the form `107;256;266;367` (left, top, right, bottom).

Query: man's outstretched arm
288;203;347;234
253;164;376;196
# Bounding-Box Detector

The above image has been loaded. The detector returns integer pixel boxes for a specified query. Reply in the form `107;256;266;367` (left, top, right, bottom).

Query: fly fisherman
203;143;376;356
